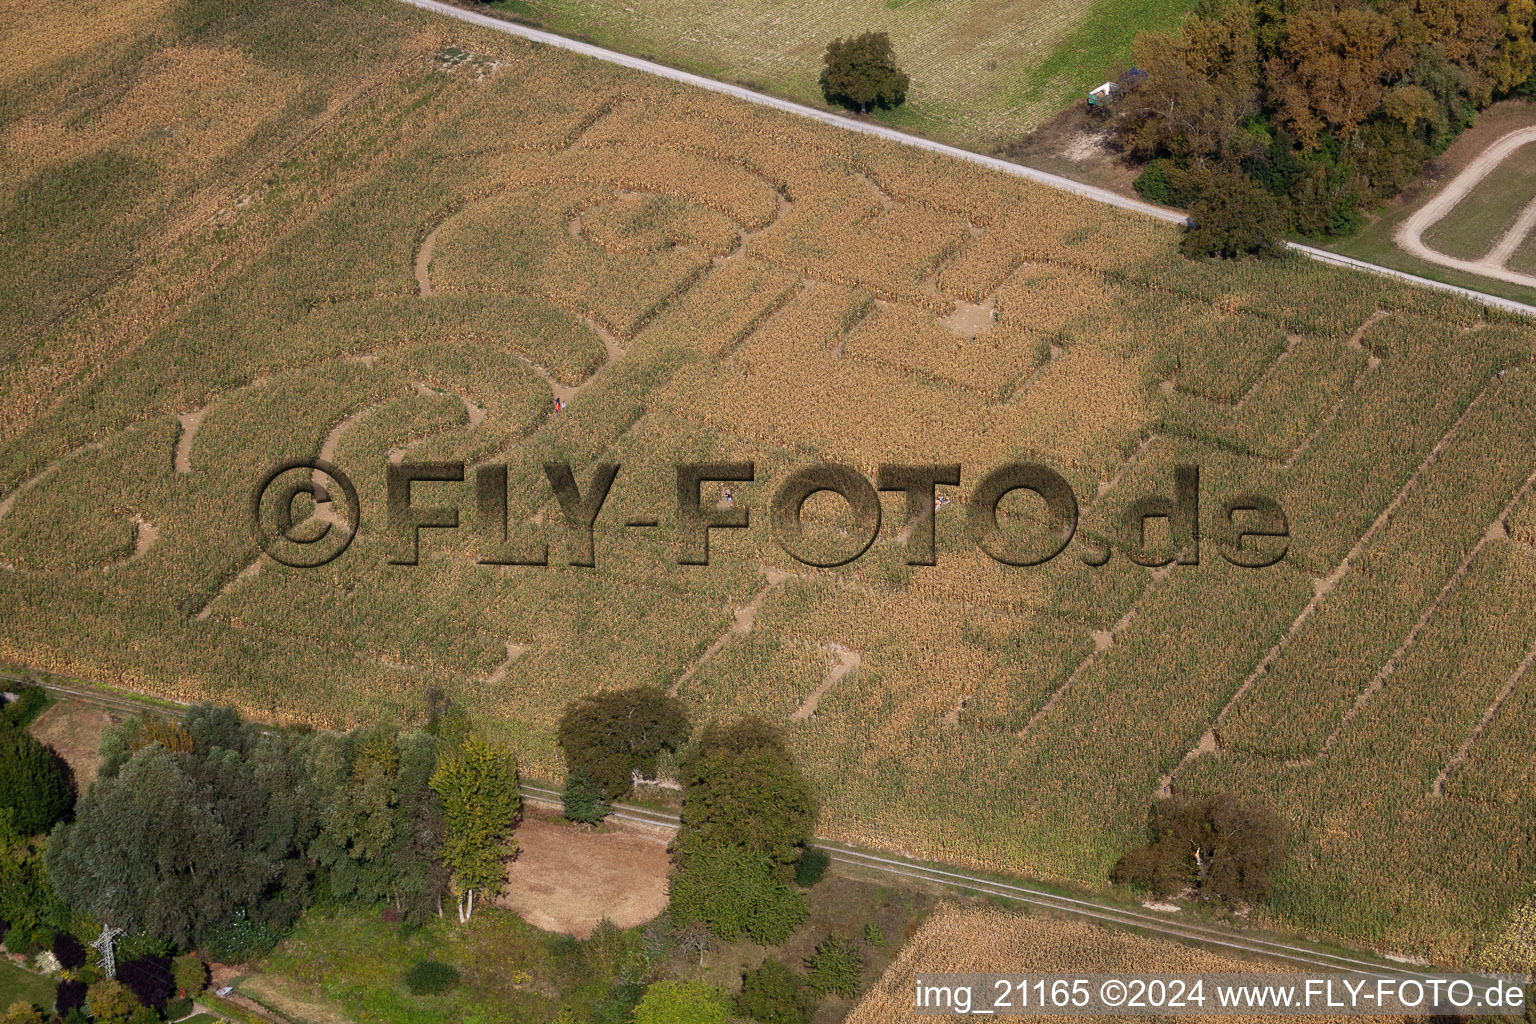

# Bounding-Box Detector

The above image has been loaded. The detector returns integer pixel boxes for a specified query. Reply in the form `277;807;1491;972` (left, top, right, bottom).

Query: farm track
512;782;1443;979
0;670;1460;976
394;0;1536;318
1395;127;1536;291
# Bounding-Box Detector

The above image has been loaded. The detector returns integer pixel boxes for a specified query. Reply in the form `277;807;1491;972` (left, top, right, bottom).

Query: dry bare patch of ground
28;699;119;790
498;813;672;937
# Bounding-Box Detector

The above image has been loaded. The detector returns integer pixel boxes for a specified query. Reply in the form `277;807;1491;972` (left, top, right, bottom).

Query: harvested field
4;0;1536;965
497;814;672;938
849;905;1421;1024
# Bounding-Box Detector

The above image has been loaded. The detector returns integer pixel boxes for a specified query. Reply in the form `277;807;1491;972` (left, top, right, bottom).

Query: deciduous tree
430;735;520;922
679;717;816;877
633;980;731;1024
1112;792;1287;905
558;687;690;799
820;32;909;112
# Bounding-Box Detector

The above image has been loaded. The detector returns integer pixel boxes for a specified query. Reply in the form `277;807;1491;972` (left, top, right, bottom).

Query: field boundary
395;0;1536;319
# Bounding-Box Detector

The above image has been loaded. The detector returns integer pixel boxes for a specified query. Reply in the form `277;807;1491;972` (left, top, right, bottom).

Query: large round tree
820;32;909;112
557;686;690;799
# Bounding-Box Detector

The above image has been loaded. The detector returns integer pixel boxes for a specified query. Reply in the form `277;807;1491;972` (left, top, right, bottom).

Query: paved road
1395;126;1536;292
397;0;1536;319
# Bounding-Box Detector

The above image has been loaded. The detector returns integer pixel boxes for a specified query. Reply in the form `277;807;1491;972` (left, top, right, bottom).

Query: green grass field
0;960;56;1015
4;0;1536;968
478;0;1191;150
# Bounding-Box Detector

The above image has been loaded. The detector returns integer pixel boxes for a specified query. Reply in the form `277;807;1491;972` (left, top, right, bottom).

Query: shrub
794;848;830;888
171;953;207;997
204;908;280;963
1;688;49;730
54;980;87;1016
1180;171;1286;259
819;32;908;112
403;960;460;995
0;917;8;947
85;980;140;1024
51;932;86;970
1132;160;1201;207
735;959;815;1024
0;728;73;836
1112;792;1287;905
118;956;174;1011
558;687;690;799
863;921;884;947
563;766;608;825
669;840;807;945
1;1002;44;1024
633;980;730;1024
164;996;193;1020
805;934;863;999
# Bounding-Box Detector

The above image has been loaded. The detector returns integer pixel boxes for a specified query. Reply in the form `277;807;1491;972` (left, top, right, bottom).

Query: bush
819;32;908;112
1112;792;1287;905
1;1002;44;1024
171;953;207;997
563;766;608;825
403;960;460;996
0;728;73;836
558;687;690;800
85;981;140;1024
54;980;87;1017
794;848;829;888
633;980;730;1024
805;934;863;999
1180;171;1286;259
669;841;807;945
0;917;8;947
735;960;815;1024
164;996;193;1020
1;688;49;730
204;908;280;963
118;956;174;1011
51;932;86;970
1132;160;1201;207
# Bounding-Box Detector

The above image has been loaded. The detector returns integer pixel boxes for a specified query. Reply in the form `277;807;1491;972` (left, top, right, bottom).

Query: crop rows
5;0;1536;961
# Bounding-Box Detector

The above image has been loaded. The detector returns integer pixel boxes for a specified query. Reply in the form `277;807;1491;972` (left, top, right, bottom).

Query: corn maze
3;0;1535;963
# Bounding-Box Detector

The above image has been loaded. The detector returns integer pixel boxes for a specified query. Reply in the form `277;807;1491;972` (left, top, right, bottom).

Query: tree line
1111;0;1535;255
1;683;833;1024
0;689;520;1024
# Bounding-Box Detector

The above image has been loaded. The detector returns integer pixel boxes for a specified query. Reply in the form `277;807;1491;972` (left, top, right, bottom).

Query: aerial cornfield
3;0;1535;967
848;905;1424;1024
